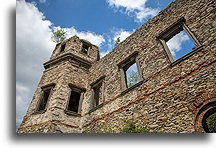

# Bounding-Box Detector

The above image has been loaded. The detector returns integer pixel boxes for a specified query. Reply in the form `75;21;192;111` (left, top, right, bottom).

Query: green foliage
206;112;216;133
120;121;153;133
127;69;140;88
51;29;66;43
81;47;88;54
114;37;121;47
83;121;158;133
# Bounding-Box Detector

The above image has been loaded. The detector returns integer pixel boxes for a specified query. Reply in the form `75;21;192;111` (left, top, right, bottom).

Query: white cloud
16;0;55;129
53;27;105;47
16;0;106;129
166;31;190;57
99;29;133;57
100;50;110;58
39;0;47;3
107;0;159;22
113;30;132;42
64;28;105;47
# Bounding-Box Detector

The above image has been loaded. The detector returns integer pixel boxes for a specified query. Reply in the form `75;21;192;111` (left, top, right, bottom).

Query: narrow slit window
68;91;81;113
166;30;195;61
125;63;140;88
60;43;66;52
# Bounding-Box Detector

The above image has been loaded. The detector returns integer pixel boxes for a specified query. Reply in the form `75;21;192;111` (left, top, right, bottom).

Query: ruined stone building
18;0;215;133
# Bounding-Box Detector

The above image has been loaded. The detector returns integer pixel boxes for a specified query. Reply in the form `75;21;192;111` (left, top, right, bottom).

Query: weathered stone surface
18;0;215;133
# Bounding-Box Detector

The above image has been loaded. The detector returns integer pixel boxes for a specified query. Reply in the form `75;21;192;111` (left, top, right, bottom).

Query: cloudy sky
16;0;198;130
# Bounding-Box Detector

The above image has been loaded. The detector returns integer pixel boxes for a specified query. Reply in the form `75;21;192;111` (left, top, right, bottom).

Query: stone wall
18;0;215;133
81;0;215;133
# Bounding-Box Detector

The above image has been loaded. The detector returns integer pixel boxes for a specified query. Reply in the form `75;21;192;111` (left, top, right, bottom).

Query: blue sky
17;0;187;130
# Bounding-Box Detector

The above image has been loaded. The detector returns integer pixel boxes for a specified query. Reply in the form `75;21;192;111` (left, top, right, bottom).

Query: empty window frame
118;52;142;91
35;84;55;113
81;42;90;55
65;84;85;115
90;76;105;111
158;18;201;63
60;43;66;52
67;91;81;113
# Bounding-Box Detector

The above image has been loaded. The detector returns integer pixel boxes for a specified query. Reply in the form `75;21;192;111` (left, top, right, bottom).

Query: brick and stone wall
18;0;215;133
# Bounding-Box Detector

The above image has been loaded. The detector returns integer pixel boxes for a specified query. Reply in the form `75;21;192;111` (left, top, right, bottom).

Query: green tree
206;112;216;133
51;29;66;43
114;37;121;47
127;69;139;87
120;121;153;133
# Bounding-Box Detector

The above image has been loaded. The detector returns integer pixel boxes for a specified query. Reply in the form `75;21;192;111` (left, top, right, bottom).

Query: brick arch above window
194;98;216;133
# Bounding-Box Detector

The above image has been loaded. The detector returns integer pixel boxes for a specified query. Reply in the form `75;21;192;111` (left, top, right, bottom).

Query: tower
18;36;99;133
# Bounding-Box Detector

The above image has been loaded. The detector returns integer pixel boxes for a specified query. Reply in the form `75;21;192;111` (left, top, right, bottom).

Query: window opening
92;82;103;108
81;42;90;54
68;91;81;113
202;109;216;133
118;52;142;92
158;18;201;63
166;30;195;61
125;63;140;88
37;87;52;112
60;43;66;52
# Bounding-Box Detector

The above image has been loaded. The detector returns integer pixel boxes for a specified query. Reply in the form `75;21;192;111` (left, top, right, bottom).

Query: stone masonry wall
18;0;215;133
81;0;215;133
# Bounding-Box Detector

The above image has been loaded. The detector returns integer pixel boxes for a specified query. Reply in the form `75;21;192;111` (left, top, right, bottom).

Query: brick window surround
158;18;202;65
194;99;216;133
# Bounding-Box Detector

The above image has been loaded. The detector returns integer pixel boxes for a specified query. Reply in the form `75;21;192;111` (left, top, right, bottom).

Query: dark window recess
37;88;51;112
60;43;66;52
93;83;102;107
81;43;90;54
68;91;81;113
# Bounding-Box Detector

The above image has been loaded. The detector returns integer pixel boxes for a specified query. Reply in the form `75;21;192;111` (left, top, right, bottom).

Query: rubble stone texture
18;0;215;133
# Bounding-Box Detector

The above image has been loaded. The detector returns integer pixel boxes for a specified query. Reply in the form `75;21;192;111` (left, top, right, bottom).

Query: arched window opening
202;108;216;133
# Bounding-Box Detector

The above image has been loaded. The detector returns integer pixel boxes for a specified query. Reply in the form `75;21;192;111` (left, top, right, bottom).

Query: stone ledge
170;46;203;67
44;52;93;69
89;103;104;113
121;81;143;95
64;110;81;117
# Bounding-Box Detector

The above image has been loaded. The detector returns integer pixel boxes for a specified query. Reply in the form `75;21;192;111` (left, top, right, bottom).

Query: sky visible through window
166;30;195;61
126;63;140;88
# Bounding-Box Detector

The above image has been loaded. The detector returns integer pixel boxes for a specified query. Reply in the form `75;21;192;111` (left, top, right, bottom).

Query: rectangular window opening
37;87;51;112
81;42;90;55
118;52;143;93
158;18;201;64
67;91;81;113
125;63;140;88
166;30;196;61
93;82;103;108
60;43;66;52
